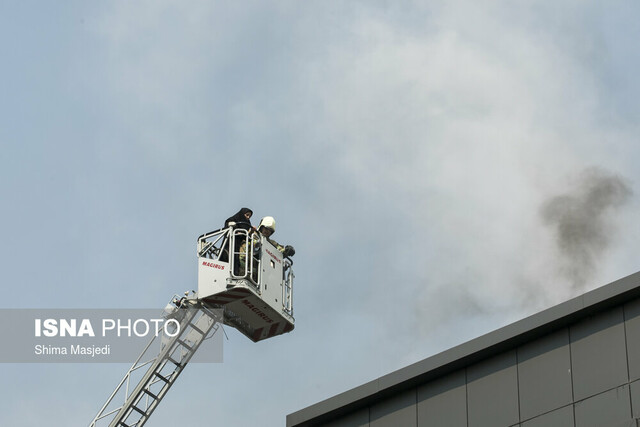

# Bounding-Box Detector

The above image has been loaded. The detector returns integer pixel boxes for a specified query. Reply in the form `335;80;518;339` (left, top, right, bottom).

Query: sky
1;1;639;426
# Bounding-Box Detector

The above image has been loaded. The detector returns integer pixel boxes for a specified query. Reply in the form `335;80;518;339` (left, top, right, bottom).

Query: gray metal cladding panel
417;370;467;427
520;405;574;427
631;380;640;419
570;306;629;400
625;298;640;381
370;389;417;427
467;351;519;427
517;328;573;420
324;408;370;427
574;385;632;427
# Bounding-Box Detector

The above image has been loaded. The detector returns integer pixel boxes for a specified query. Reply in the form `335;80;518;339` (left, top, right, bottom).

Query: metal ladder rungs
188;322;206;336
143;389;159;400
118;422;130;427
155;373;171;384
131;405;147;416
167;356;181;367
176;339;194;352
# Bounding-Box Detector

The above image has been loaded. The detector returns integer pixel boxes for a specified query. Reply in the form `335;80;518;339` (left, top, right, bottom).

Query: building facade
287;272;640;427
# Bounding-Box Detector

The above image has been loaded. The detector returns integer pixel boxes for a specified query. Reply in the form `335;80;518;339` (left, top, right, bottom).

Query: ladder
89;297;222;427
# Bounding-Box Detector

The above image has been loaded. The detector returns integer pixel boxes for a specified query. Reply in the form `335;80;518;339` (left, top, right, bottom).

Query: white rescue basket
196;227;294;342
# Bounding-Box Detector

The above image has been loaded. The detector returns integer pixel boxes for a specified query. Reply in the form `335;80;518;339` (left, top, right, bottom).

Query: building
287;271;640;427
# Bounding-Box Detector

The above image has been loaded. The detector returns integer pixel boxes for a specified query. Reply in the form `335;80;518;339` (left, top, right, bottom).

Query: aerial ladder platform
89;226;295;427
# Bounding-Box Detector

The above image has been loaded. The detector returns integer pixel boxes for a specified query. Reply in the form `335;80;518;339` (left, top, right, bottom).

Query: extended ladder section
89;298;221;427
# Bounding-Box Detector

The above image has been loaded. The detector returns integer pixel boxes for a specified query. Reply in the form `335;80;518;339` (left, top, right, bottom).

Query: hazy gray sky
1;1;639;426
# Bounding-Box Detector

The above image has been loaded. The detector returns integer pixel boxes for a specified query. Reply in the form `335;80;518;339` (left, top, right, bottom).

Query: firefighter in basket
237;216;295;279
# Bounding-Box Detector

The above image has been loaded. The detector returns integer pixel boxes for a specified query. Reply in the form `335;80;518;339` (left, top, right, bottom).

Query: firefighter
257;216;295;257
236;216;295;279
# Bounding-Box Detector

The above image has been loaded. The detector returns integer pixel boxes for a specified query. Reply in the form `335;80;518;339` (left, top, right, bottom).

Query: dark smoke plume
541;167;632;289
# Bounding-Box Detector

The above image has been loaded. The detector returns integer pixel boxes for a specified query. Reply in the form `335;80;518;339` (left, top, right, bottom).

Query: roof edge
287;270;640;427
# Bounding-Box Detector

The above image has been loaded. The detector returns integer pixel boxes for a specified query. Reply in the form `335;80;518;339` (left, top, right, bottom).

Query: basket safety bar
197;228;231;259
229;228;261;287
283;262;294;316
